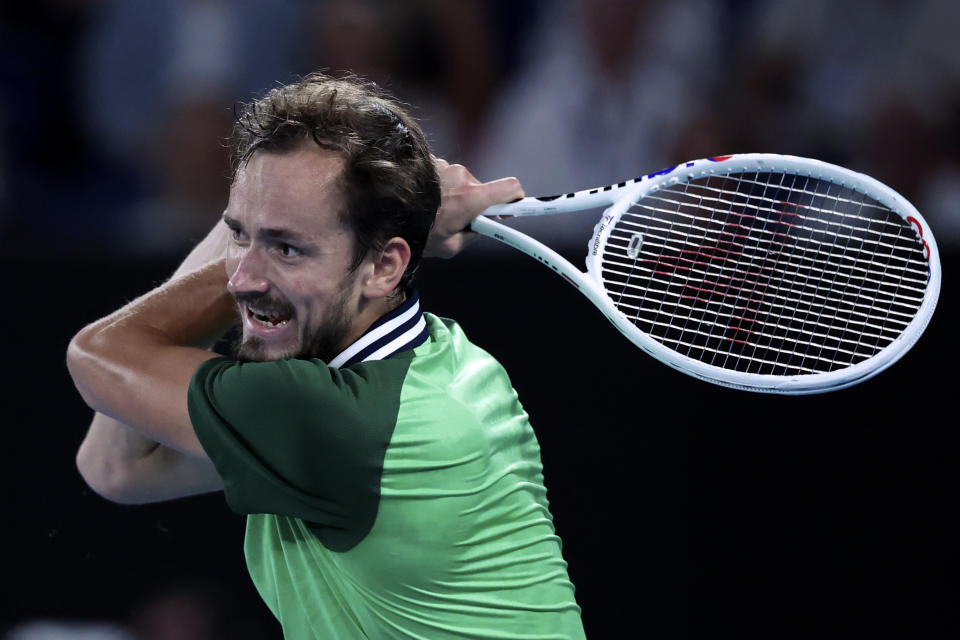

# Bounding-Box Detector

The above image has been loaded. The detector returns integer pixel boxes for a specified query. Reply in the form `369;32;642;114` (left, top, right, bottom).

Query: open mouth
246;303;292;329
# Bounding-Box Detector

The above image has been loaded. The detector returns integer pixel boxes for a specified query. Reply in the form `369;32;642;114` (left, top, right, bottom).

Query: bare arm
74;221;235;503
76;412;224;504
75;159;519;503
69;261;235;454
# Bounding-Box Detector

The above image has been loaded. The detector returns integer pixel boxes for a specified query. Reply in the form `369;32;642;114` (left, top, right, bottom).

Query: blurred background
1;0;956;638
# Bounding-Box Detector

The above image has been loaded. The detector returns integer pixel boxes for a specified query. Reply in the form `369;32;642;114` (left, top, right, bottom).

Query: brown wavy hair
231;72;440;293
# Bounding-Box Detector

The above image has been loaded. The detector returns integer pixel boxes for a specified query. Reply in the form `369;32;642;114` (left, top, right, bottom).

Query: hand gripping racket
471;154;941;394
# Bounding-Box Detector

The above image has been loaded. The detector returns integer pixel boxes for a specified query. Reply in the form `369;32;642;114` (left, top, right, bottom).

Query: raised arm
73;221;235;504
73;158;519;504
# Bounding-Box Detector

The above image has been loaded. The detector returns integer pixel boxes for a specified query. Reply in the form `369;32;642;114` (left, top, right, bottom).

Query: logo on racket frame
907;216;932;261
592;214;616;257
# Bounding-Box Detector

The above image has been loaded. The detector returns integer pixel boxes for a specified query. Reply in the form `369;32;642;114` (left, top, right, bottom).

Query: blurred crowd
1;1;957;637
1;0;958;262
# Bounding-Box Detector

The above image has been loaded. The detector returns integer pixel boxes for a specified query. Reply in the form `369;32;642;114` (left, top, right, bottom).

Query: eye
228;225;248;244
277;243;302;258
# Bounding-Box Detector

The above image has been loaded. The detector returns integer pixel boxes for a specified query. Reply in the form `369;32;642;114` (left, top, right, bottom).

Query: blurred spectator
743;0;960;141
299;0;513;160
77;0;306;257
72;0;531;257
5;620;132;640
466;0;724;250
3;1;957;256
125;579;277;640
730;0;960;246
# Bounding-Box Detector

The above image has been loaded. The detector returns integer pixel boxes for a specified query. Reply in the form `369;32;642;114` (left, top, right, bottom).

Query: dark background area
7;252;957;639
2;1;957;638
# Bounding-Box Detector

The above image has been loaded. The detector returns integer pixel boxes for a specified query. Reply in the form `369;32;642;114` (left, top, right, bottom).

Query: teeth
255;316;288;328
247;305;289;328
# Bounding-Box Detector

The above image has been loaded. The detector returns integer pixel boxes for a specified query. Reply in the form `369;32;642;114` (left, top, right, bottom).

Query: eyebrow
223;214;307;243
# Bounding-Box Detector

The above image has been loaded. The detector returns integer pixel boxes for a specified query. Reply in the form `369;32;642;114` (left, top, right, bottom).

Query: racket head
583;154;941;394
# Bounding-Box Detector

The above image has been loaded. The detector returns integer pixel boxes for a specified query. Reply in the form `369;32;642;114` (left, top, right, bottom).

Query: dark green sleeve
187;354;413;551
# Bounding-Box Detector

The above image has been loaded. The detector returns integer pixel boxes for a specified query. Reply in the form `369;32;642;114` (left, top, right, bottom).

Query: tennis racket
472;153;941;394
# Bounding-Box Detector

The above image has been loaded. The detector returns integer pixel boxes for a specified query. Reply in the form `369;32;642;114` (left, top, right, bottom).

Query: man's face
223;146;365;362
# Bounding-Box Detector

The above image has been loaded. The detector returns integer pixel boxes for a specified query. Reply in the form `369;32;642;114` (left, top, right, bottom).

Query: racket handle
482;198;580;217
481;184;624;218
482;202;513;217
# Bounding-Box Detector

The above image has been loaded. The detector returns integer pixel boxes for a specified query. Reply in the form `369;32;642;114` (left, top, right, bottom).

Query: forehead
228;146;349;238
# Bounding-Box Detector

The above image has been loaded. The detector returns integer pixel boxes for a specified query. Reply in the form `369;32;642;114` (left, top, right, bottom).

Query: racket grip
481;187;620;217
481;202;512;217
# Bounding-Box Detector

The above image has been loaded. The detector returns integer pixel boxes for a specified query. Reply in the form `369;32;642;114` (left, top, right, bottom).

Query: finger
468;176;525;210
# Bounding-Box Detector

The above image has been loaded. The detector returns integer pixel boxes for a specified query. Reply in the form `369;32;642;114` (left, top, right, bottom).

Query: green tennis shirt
188;293;585;639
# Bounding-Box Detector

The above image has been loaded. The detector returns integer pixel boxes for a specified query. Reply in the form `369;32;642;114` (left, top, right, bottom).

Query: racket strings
600;172;930;376
620;191;929;281
603;234;924;323
602;260;911;337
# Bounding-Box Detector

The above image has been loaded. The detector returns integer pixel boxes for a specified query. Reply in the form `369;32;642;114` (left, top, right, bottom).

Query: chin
234;316;353;364
235;334;299;363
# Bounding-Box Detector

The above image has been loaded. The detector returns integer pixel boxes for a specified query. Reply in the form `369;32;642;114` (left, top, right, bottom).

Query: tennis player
67;73;586;639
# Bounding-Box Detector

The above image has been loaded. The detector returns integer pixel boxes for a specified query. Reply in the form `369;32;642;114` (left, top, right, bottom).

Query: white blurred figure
5;620;132;640
468;0;723;251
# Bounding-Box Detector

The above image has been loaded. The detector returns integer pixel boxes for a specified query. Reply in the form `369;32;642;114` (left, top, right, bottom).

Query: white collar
327;290;428;369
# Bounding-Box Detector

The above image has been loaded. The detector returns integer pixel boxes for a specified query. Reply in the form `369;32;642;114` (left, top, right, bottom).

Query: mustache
233;292;295;316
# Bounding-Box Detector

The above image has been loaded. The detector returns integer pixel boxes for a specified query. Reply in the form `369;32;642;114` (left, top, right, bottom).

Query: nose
226;246;270;296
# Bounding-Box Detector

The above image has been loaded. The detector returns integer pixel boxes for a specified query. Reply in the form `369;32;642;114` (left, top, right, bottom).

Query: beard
232;287;355;364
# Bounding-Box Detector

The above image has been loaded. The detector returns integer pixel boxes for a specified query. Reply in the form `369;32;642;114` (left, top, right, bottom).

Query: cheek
285;254;362;320
286;280;336;320
301;280;356;324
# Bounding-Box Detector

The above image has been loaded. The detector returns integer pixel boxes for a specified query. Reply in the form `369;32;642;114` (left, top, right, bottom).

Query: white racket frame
471;154;941;394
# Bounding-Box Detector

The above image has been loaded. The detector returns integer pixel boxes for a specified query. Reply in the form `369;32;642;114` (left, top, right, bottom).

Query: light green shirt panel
361;317;583;627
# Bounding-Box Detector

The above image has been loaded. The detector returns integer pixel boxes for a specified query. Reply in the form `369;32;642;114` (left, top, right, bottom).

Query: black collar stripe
327;291;427;369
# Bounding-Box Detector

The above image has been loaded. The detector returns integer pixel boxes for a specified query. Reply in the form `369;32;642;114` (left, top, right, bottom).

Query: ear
362;237;411;298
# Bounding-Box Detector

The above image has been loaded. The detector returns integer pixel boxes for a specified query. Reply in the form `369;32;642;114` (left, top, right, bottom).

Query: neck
341;290;406;353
